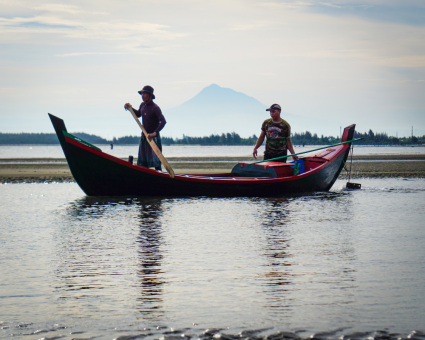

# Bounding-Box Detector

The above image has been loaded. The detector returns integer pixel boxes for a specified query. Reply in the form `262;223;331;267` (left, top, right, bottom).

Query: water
1;144;425;159
1;178;425;339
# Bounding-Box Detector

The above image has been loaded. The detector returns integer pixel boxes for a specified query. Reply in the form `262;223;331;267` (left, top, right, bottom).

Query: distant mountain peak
205;83;221;89
199;83;252;96
164;84;332;137
178;84;265;109
165;84;268;137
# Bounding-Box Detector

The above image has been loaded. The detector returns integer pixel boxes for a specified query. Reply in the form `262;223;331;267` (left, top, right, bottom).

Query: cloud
34;3;102;15
0;2;186;55
310;0;425;25
229;22;269;31
0;0;424;137
0;15;80;30
261;0;425;25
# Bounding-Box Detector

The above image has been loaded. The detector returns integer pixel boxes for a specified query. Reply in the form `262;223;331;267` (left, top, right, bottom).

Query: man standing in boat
124;85;166;170
253;103;298;161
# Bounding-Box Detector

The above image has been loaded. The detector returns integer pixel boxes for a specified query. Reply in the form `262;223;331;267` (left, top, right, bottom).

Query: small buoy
346;182;361;189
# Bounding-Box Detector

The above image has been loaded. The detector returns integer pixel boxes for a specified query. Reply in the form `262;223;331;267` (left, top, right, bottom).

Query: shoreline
1;155;425;183
1;154;425;162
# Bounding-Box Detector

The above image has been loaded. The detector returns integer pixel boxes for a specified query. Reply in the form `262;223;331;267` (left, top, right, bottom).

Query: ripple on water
1;180;425;339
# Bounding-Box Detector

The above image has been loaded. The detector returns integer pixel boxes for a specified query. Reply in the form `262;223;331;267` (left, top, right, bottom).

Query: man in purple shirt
124;85;166;170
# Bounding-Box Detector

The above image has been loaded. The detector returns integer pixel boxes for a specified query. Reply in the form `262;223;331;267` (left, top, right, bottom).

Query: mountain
163;84;263;137
163;84;338;138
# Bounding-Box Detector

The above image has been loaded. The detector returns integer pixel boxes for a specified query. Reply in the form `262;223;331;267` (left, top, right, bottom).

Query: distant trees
111;135;139;144
164;132;256;145
0;130;424;145
0;132;109;145
352;131;423;145
0;133;60;144
291;131;339;146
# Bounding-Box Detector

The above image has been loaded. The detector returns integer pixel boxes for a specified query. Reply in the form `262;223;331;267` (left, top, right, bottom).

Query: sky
1;0;424;139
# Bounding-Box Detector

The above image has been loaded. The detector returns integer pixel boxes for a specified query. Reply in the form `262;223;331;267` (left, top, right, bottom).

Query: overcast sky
1;0;424;138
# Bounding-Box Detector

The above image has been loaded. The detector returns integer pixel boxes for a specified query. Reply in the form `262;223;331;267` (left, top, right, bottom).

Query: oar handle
127;106;175;178
251;137;364;164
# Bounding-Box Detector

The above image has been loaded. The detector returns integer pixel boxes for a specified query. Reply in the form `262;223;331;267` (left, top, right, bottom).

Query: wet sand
1;155;425;183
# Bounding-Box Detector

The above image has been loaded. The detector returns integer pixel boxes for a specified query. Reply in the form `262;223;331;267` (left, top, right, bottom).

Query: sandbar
1;155;425;183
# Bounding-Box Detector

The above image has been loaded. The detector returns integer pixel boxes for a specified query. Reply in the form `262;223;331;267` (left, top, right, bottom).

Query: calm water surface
1;144;425;159
1;178;425;339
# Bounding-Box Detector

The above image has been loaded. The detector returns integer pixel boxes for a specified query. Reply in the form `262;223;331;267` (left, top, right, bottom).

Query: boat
49;113;356;197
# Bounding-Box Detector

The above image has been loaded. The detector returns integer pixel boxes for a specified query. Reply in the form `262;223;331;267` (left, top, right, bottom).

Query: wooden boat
49;113;356;197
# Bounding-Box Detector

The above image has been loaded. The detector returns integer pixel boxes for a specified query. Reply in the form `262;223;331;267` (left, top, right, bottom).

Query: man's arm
153;107;166;134
148;107;166;138
253;131;266;159
286;137;299;160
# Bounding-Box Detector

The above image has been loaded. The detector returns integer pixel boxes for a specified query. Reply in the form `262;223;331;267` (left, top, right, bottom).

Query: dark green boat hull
49;113;355;197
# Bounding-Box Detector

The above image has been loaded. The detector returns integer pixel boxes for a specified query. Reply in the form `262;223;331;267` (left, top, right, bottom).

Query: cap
266;104;281;111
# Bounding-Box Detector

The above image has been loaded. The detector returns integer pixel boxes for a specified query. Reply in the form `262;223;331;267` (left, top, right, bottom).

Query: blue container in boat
293;159;305;175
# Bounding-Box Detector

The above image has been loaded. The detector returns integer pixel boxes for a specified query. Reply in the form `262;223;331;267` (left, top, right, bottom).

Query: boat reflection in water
54;197;168;322
2;177;424;339
52;191;359;332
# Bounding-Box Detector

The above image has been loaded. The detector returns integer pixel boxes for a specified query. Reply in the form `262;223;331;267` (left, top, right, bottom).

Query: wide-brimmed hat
138;85;155;99
266;103;281;111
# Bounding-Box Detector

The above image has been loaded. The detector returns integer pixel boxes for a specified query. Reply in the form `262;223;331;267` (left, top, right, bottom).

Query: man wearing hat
124;85;166;170
253;103;298;161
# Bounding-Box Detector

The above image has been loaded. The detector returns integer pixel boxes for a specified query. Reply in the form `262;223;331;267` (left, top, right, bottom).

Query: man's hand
124;103;132;110
147;132;157;140
253;148;258;159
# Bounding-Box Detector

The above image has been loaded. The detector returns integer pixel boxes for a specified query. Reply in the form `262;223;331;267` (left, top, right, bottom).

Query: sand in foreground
1;155;425;182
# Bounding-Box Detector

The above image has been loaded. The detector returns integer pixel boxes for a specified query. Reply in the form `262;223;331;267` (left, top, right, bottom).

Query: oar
251;138;364;164
127;107;175;178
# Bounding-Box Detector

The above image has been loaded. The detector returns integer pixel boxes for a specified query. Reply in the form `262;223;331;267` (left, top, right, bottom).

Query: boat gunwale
63;134;348;185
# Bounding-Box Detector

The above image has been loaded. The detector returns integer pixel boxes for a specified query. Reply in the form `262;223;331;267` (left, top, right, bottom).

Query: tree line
0;132;111;145
292;130;425;146
0;130;424;145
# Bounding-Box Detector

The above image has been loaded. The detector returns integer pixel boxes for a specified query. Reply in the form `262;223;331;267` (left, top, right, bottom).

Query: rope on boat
345;143;362;189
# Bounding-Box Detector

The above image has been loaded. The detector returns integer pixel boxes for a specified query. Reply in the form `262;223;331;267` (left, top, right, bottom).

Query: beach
1;154;425;183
